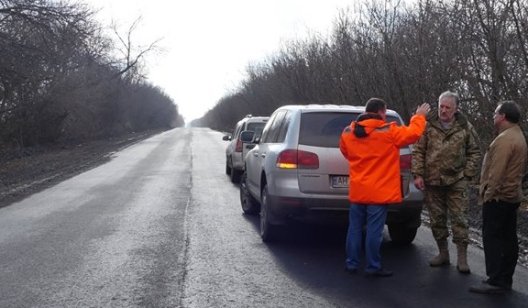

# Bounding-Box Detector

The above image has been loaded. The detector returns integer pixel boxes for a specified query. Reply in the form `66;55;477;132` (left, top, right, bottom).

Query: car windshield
299;112;401;147
246;122;266;138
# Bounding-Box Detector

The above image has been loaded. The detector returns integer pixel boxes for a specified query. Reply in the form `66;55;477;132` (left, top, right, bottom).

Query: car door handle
260;153;266;158
253;152;259;157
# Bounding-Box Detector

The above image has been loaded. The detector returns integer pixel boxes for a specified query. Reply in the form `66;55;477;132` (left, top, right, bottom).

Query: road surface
1;128;527;307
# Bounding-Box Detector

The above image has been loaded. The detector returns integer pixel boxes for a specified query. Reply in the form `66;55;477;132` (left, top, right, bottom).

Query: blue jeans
345;204;388;272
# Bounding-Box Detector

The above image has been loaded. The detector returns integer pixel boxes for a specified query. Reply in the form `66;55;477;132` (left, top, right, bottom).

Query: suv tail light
276;149;319;169
400;154;412;170
235;138;243;152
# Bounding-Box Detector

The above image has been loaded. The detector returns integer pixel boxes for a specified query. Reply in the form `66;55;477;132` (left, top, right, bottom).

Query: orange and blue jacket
339;113;426;204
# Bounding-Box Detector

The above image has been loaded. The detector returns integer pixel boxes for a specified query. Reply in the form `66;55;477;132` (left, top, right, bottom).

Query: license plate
331;175;349;188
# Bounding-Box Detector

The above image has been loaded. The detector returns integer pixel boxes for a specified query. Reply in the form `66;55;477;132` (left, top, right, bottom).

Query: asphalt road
1;127;528;307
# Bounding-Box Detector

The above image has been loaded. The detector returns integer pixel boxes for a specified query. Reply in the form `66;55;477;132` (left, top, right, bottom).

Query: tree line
0;0;183;148
198;0;528;147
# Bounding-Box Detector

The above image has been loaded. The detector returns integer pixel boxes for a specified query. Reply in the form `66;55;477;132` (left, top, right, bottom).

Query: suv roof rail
245;114;252;118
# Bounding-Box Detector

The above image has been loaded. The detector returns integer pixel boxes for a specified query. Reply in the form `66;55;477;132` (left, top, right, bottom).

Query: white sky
83;0;352;122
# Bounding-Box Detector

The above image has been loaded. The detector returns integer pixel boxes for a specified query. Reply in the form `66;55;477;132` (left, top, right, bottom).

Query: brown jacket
479;125;528;204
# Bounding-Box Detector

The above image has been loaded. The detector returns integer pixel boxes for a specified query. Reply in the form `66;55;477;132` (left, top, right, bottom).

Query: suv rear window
299;112;401;147
246;122;266;138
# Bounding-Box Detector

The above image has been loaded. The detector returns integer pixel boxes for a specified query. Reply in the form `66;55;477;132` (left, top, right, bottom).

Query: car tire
388;224;418;245
225;161;231;175
240;171;260;215
230;166;241;183
260;184;277;242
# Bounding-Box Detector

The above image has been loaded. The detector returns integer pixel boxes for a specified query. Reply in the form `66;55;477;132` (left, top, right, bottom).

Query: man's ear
378;109;387;119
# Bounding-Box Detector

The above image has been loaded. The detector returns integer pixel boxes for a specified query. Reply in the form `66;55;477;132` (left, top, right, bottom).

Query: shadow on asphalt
241;213;528;308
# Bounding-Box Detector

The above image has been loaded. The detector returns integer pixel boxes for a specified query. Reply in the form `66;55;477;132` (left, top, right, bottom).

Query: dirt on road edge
0;130;163;208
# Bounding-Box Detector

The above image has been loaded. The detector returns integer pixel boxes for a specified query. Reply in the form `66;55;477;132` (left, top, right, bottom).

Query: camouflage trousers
424;179;469;245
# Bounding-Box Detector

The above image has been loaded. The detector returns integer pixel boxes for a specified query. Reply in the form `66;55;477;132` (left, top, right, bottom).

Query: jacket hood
354;112;386;138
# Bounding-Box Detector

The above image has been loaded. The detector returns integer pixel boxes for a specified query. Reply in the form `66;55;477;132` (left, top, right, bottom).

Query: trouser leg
483;200;519;288
425;186;451;266
425;186;449;241
483;201;501;283
447;179;469;245
346;204;366;269
446;180;470;272
498;202;519;287
365;205;388;272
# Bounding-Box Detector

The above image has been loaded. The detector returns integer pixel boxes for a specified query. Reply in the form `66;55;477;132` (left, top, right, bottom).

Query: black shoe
365;268;393;277
481;279;512;290
469;282;509;294
345;267;358;274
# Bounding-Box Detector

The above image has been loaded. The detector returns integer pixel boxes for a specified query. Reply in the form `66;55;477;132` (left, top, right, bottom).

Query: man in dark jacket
470;101;527;294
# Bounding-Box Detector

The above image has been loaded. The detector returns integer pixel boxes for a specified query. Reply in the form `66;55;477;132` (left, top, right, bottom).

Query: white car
222;115;269;183
240;105;423;242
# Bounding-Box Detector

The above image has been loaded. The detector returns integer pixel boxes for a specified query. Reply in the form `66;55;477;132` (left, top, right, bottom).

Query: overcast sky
84;0;352;122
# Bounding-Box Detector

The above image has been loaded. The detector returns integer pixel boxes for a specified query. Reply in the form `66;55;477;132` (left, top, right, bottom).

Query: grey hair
438;91;460;105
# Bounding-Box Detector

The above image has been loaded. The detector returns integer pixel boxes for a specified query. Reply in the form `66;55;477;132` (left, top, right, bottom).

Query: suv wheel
388;224;418;245
230;167;241;183
240;171;260;215
260;184;277;242
225;158;231;175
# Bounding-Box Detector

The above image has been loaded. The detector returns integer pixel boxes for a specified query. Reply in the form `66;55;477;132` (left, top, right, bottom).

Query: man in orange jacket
340;98;430;277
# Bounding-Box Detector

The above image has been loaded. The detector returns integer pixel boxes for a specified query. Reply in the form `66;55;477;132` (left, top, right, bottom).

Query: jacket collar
357;112;383;122
428;111;469;130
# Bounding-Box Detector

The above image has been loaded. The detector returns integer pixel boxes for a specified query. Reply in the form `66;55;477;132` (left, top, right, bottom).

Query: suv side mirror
240;130;256;143
222;135;231;141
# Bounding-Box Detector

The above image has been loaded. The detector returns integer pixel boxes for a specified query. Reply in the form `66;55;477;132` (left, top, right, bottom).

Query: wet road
1;128;528;307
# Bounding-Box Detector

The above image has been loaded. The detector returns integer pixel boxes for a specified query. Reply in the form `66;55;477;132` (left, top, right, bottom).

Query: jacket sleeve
339;125;352;160
464;123;482;178
482;138;509;202
411;126;427;177
391;114;427;148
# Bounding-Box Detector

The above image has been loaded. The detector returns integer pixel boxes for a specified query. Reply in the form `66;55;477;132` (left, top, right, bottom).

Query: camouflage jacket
411;112;482;186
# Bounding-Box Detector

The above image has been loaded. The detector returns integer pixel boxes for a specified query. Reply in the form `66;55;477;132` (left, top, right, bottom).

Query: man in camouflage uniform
412;91;481;273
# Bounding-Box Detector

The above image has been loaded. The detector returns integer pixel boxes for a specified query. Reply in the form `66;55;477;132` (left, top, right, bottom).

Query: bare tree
197;0;528;147
111;16;162;82
1;0;181;147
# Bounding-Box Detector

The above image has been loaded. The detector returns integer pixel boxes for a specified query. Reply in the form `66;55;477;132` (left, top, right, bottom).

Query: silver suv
222;115;269;183
240;105;423;242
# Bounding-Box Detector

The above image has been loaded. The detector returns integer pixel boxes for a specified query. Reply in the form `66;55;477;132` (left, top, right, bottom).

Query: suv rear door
296;111;357;195
296;111;410;196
